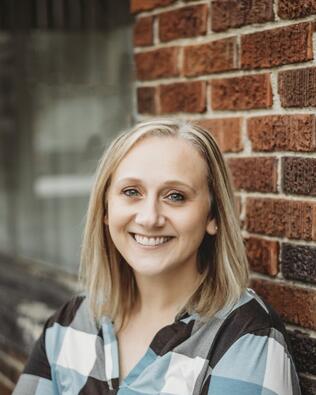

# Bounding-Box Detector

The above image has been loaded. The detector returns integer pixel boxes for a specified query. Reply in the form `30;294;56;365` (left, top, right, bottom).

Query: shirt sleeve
12;318;55;395
204;327;301;395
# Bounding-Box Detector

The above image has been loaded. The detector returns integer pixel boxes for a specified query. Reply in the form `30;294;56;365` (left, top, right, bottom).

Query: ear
206;217;217;235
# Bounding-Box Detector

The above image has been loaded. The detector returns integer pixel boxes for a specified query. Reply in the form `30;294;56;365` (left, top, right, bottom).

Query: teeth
133;234;171;246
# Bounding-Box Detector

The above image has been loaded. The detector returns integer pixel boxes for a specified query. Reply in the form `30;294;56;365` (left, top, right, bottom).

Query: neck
132;265;202;320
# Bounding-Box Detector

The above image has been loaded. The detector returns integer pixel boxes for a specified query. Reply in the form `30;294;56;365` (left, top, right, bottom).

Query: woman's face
105;136;217;278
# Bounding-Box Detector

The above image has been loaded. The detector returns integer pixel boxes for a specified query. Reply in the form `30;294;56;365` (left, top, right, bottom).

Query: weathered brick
183;37;237;77
251;279;316;330
211;74;272;110
288;330;316;375
137;87;157;114
278;0;316;19
211;0;274;32
245;237;279;276
299;376;316;395
159;81;206;113
130;0;176;14
195;118;242;152
278;67;316;107
228;157;278;192
133;16;153;47
282;157;316;196
159;5;208;42
241;23;313;69
135;47;179;81
248;115;316;152
282;243;316;284
246;198;316;240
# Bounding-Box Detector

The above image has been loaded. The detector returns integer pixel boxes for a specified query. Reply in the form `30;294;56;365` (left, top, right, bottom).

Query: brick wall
131;1;316;394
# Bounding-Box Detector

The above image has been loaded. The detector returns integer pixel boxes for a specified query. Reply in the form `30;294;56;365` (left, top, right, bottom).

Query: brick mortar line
206;79;212;112
286;323;316;338
136;108;316;121
242;230;316;248
132;0;209;18
273;0;280;22
250;272;316;291
134;17;316;50
240;116;251;155
134;4;316;36
277;151;282;194
152;11;159;45
298;372;316;380
234;191;316;202
134;60;316;81
271;70;282;112
224;152;316;158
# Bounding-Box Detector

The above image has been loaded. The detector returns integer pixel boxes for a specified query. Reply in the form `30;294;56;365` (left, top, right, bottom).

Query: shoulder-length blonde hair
79;118;249;328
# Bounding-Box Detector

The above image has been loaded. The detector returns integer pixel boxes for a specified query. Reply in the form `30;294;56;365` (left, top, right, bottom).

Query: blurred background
0;1;134;392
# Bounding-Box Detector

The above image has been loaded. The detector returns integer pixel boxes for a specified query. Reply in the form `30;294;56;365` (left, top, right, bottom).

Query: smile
130;233;174;247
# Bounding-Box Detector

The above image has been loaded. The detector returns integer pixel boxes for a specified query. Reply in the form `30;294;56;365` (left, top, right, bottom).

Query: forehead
111;136;208;186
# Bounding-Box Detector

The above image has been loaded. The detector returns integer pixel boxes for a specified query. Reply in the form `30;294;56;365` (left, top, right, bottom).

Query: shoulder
45;294;87;329
44;293;100;343
204;289;301;394
43;294;101;366
209;288;291;366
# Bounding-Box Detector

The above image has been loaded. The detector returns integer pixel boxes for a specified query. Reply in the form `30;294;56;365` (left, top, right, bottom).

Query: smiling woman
13;119;301;395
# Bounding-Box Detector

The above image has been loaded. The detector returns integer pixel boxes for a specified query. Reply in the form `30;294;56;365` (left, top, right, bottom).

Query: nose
134;195;165;228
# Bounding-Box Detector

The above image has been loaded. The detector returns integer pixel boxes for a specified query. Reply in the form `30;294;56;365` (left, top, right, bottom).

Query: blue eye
168;193;185;202
122;188;139;197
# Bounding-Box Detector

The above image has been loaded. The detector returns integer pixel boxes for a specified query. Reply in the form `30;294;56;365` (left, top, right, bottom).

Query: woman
13;119;301;394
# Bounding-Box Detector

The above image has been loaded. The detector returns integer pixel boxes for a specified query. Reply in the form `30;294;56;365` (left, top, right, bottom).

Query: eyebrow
116;177;196;193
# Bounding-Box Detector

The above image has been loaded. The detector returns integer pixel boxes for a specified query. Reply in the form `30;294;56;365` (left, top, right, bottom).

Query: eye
122;188;140;197
167;192;185;202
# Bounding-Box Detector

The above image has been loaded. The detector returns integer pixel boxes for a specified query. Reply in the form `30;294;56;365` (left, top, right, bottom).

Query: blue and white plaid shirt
13;288;301;394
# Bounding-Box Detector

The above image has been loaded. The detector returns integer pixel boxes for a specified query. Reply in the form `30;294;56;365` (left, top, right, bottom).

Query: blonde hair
79;118;249;328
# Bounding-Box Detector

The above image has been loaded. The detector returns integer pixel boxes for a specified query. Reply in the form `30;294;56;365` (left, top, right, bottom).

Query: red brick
195;118;242;152
278;0;316;19
251;279;316;330
228;157;278;193
282;243;316;284
211;0;274;32
137;87;157;114
282;157;316;196
211;74;272;110
245;237;279;276
183;37;237;77
241;23;313;69
278;67;316;107
130;0;176;14
159;5;208;42
135;47;179;81
246;197;316;241
248;115;316;152
159;81;206;113
133;16;153;47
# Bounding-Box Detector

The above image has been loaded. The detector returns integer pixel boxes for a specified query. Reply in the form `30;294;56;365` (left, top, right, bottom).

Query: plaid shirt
13;288;301;395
